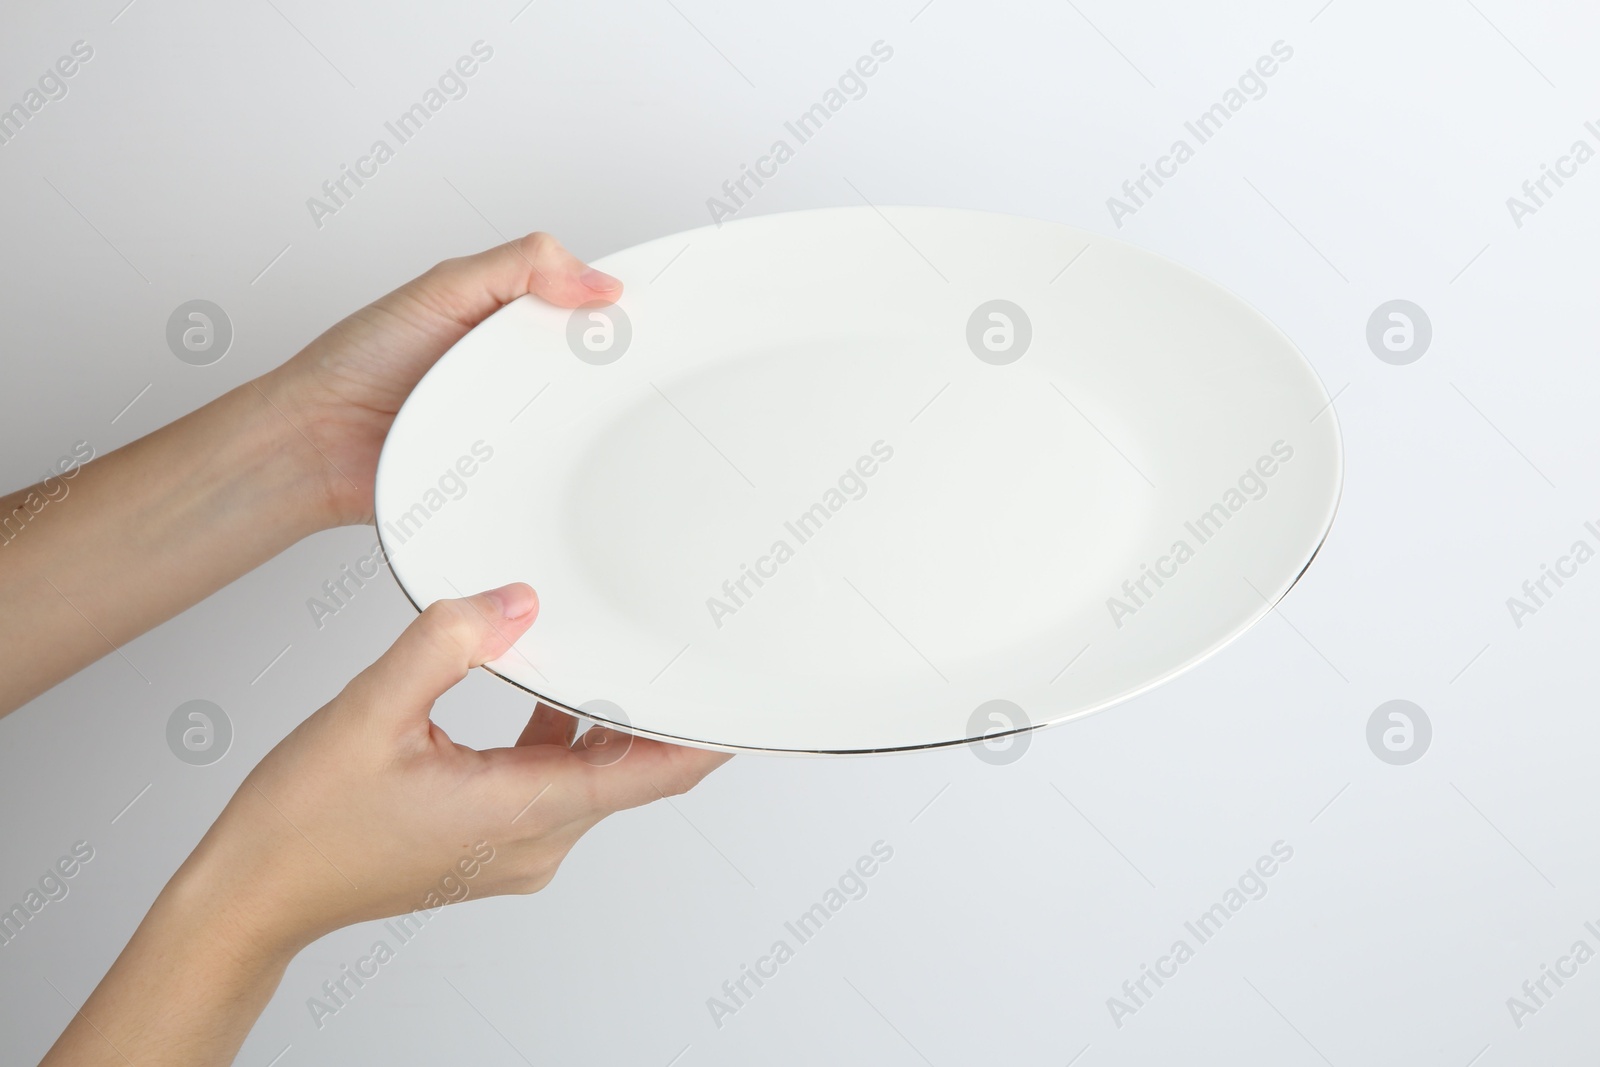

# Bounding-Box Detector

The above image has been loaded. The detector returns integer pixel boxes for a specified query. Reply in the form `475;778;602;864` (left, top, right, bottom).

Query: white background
3;1;1599;1063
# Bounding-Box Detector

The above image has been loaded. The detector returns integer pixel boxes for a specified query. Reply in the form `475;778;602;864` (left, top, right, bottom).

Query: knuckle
516;858;559;894
422;255;463;283
659;761;710;799
419;599;481;655
521;231;556;258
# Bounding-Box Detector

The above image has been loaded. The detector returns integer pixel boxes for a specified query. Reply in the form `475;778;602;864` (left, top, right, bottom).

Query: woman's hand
0;232;619;716
202;581;720;948
262;232;621;527
42;584;729;1067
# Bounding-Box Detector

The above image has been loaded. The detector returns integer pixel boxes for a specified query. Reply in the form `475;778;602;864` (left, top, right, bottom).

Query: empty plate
374;206;1341;754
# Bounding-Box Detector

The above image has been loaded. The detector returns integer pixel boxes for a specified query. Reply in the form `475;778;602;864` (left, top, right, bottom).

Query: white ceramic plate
374;206;1341;755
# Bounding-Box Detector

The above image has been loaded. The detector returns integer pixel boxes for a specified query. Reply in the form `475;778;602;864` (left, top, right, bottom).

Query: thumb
346;583;539;728
388;231;622;334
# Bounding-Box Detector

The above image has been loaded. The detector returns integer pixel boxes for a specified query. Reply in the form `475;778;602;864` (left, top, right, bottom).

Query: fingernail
483;583;538;621
580;267;621;292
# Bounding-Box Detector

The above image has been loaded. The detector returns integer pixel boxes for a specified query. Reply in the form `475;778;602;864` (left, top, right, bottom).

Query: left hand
261;232;622;527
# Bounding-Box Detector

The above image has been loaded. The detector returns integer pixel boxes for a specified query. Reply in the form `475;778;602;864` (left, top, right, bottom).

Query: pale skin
0;233;729;1066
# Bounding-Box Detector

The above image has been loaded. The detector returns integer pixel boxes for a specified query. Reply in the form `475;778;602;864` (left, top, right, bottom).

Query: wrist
157;837;315;971
42;842;304;1067
250;363;359;533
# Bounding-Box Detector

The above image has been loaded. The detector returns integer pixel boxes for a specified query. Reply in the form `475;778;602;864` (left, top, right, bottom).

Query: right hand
177;583;729;955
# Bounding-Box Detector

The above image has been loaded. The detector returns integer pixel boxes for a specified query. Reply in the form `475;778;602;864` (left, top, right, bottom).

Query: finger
391;231;622;336
345;583;539;730
575;737;733;814
515;701;579;748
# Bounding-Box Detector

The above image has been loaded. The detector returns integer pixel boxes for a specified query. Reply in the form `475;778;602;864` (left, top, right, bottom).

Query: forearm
39;851;302;1067
0;373;332;715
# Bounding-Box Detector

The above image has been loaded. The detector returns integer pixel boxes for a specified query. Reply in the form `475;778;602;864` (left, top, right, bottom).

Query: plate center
557;336;1155;678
